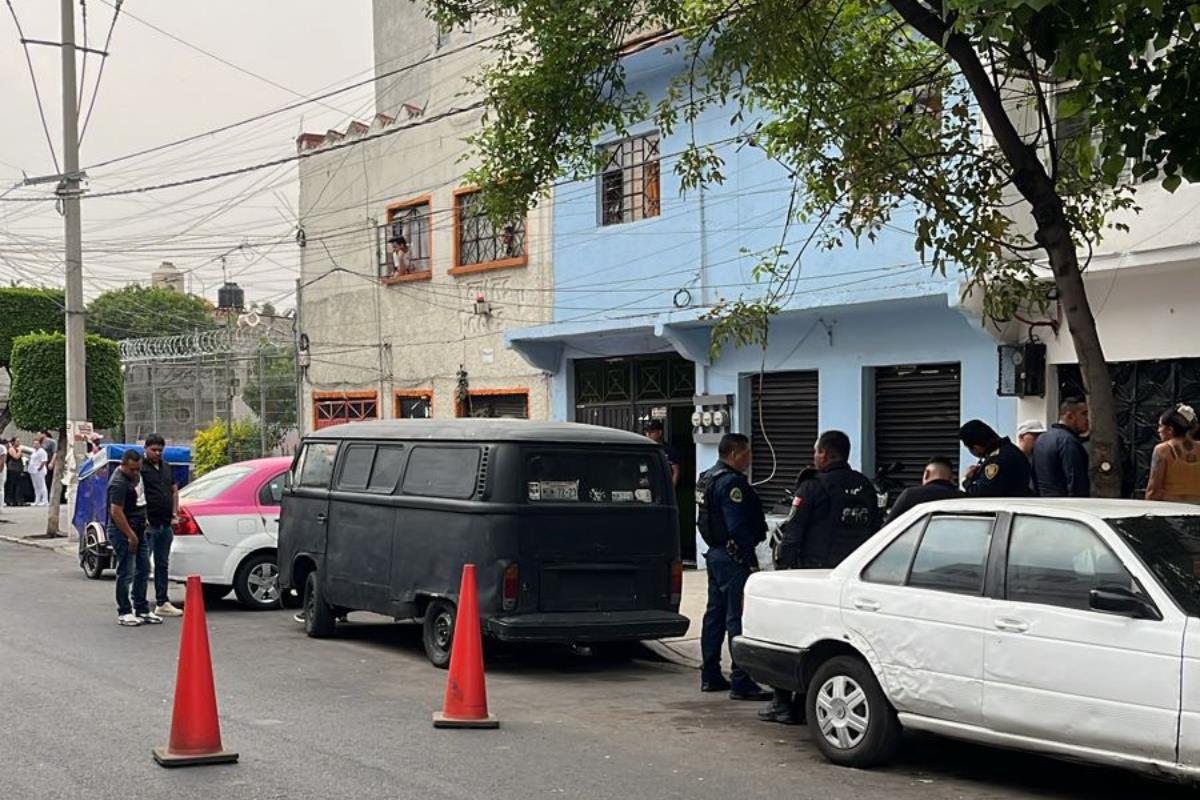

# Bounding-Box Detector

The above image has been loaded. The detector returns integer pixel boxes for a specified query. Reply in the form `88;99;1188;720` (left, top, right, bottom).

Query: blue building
507;37;1017;563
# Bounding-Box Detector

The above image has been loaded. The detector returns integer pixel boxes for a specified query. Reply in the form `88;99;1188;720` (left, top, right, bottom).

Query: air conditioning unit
997;342;1046;397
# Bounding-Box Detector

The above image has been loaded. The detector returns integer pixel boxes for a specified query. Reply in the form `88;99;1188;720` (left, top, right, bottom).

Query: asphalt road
1;541;1194;800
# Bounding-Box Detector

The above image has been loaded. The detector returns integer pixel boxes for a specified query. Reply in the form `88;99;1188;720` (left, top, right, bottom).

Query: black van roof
309;419;657;446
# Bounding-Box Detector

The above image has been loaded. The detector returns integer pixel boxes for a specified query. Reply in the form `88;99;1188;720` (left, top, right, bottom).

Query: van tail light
670;560;683;609
502;563;519;611
174;508;202;537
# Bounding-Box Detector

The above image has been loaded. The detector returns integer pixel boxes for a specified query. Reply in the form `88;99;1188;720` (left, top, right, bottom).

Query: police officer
959;419;1032;497
761;430;881;725
696;433;771;701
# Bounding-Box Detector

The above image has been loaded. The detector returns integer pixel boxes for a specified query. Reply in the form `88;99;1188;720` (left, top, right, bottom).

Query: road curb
0;534;75;555
644;639;701;669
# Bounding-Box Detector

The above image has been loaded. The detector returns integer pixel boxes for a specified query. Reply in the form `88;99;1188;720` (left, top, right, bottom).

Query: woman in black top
5;437;25;506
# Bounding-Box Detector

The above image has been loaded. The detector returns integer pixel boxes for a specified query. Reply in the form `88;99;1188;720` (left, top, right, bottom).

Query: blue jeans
147;523;173;606
700;547;760;693
108;520;149;616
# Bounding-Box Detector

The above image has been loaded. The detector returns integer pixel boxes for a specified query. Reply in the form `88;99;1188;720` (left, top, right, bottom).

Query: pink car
169;457;293;610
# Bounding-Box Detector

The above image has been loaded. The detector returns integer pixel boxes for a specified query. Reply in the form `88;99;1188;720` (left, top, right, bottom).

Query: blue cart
74;444;192;579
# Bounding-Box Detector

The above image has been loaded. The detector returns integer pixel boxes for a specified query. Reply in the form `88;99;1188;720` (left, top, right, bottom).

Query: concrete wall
297;6;551;431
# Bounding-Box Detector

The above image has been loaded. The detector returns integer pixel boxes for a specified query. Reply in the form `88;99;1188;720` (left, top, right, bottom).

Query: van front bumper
485;610;689;643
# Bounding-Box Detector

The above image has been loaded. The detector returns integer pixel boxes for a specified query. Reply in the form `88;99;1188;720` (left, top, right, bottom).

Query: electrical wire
5;0;61;173
79;0;123;143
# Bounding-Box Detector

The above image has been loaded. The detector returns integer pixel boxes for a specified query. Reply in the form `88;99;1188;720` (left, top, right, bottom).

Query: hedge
8;332;123;432
0;287;64;367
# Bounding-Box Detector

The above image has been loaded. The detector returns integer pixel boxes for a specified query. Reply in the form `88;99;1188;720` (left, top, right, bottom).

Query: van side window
298;442;337;488
402;446;479;499
368;446;406;493
337;444;375;491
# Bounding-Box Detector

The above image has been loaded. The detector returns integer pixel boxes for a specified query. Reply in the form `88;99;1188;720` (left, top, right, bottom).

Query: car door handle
315;513;327;524
993;617;1028;633
853;599;881;612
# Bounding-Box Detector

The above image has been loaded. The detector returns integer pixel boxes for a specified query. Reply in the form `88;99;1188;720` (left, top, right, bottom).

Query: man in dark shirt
643;420;681;488
107;450;160;626
884;457;965;524
141;434;182;618
1032;397;1091;497
959;419;1032;497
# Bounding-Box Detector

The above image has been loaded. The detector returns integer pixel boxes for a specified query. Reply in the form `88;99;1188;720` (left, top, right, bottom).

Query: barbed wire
119;321;292;363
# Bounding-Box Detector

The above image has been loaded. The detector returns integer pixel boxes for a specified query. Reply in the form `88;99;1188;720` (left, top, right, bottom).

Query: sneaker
293;612;306;624
117;613;143;627
137;611;164;625
155;602;183;617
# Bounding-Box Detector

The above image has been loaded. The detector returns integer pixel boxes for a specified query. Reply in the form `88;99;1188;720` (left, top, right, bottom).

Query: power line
5;0;61;172
79;0;123;143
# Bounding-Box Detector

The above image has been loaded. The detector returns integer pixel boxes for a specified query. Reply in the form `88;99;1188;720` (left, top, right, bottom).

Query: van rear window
402;446;479;499
525;450;663;504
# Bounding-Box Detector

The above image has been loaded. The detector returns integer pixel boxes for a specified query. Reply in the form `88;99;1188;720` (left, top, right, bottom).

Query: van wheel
303;571;337;638
422;599;456;669
805;655;900;768
233;552;280;610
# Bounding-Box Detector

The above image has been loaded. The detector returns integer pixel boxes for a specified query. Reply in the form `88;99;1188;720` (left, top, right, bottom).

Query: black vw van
277;419;689;666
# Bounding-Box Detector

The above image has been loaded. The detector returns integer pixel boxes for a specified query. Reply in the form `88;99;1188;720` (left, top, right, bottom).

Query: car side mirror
1089;586;1160;620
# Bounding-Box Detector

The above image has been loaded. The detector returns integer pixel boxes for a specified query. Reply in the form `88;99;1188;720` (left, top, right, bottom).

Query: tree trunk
44;430;69;536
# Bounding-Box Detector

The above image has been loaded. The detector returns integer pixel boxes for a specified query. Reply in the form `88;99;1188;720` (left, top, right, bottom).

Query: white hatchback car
169;456;292;610
734;498;1200;781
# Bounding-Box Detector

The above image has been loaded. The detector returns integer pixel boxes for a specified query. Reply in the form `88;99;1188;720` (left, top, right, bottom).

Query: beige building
294;3;552;433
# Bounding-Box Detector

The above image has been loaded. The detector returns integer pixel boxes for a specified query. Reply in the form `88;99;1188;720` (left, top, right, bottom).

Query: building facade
294;2;552;434
506;39;1017;564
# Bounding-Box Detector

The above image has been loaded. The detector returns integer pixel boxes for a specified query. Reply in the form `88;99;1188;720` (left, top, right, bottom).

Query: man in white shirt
29;434;49;506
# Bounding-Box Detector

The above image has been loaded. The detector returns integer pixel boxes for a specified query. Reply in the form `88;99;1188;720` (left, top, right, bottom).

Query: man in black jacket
1032;397;1090;497
960;419;1032;497
761;430;880;725
884;457;964;524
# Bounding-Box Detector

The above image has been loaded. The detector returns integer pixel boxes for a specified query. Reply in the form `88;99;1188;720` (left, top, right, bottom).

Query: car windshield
1106;514;1200;616
179;465;252;501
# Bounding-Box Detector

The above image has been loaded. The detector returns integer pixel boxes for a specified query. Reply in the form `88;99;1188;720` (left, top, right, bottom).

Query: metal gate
874;363;961;492
750;370;819;508
1060;359;1200;496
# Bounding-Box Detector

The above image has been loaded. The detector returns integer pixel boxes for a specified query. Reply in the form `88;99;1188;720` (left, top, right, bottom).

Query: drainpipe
697;181;710;394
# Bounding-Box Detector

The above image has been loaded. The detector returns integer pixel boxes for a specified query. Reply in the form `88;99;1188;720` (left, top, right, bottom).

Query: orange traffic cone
153;575;239;767
433;564;499;729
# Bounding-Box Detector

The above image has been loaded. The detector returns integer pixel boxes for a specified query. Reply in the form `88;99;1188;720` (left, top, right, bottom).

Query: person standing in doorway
643;419;681;488
28;433;48;506
960;420;1032;497
695;433;771;701
1146;405;1200;503
107;450;161;627
1032;397;1091;497
141;434;182;617
884;457;965;524
761;430;880;725
1016;419;1046;493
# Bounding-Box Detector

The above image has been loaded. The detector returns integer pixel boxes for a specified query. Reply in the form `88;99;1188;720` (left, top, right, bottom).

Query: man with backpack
760;430;881;725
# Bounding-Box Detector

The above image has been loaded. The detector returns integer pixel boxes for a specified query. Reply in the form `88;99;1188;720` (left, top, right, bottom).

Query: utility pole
61;0;88;536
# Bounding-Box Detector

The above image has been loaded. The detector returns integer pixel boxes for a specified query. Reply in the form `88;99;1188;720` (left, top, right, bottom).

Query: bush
192;418;263;477
0;287;64;367
9;332;123;431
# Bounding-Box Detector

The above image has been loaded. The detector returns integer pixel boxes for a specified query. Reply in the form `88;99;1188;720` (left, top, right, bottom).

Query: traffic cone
433;564;499;729
153;575;239;767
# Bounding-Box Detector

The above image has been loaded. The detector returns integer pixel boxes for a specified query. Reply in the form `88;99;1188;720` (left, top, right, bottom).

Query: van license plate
531;481;579;501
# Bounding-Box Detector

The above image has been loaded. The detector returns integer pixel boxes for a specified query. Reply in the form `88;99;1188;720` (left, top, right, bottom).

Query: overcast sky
0;0;375;311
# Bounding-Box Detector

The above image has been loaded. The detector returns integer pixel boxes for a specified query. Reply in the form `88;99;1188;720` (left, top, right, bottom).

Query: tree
0;287;64;432
426;0;1200;497
87;285;216;341
8;332;123;535
242;348;297;451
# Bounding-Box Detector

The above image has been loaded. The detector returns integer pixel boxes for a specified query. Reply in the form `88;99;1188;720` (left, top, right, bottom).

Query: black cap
643;419;664;433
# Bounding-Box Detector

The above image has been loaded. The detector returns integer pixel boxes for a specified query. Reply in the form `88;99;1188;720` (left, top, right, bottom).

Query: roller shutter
750;370;819;508
874;364;961;493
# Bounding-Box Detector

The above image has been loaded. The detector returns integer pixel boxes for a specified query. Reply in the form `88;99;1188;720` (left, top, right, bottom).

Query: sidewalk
0;505;76;556
645;568;709;670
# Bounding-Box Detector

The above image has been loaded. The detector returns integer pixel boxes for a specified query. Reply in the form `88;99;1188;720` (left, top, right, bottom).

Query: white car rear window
179;466;252;500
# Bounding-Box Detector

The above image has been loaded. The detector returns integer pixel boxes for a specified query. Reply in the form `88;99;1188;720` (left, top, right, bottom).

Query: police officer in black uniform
761;430;881;725
696;433;771;701
959;419;1032;497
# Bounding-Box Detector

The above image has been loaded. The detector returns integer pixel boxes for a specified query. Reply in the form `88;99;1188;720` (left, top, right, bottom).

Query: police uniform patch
730;487;744;503
984;463;1000;480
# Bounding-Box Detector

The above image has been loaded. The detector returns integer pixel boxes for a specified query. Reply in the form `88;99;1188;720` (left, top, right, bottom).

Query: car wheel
422;599;456;669
233;552;281;610
806;655;901;768
303;570;337;638
202;584;232;605
81;526;106;579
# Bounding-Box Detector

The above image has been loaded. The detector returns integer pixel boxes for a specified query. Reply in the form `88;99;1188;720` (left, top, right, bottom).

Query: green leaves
87;285;216;342
0;287;63;367
9;333;122;432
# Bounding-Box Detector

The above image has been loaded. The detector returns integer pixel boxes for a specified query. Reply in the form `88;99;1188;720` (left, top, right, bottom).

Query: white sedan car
733;498;1200;781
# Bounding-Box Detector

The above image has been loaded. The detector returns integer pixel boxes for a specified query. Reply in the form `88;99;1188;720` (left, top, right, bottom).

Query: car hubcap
434;611;453;650
816;675;870;750
248;563;279;603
